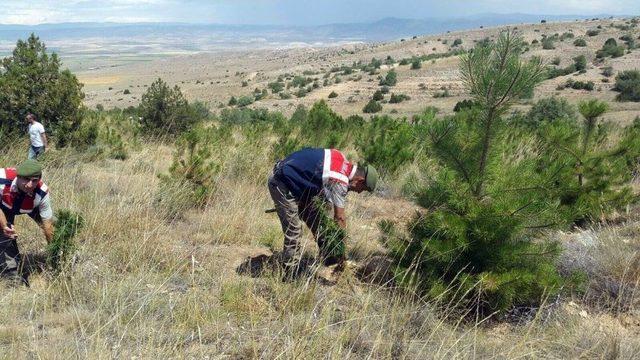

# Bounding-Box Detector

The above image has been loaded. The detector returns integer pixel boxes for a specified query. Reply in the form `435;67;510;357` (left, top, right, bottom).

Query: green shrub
379;70;398;86
372;90;384;101
389;93;410;104
551;57;561;66
47;210;84;272
433;89;450;98
411;58;421;70
526;97;577;123
573;55;587;71
560;32;575;41
453;99;478;112
573;38;587;47
228;96;237;106
300;101;354;148
453;38;463;46
564;79;595;91
356;115;414;174
328;91;338;99
236;96;254;107
586;29;600;36
268;82;284;93
613;70;640;101
363;99;383;113
601;66;614;77
596;39;625;58
542;38;556;49
139;78;201;135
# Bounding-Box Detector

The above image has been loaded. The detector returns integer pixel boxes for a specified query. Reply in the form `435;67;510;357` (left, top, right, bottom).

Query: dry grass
0;130;639;358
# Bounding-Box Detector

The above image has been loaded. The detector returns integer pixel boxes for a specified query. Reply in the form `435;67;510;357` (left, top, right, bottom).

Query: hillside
79;17;640;125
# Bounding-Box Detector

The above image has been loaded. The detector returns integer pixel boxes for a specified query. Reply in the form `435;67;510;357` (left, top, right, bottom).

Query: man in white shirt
26;113;47;159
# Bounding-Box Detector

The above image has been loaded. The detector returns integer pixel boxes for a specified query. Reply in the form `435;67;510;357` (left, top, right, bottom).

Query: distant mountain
0;14;622;56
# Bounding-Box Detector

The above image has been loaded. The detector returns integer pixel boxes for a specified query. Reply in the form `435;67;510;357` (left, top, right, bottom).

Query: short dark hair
26;113;36;120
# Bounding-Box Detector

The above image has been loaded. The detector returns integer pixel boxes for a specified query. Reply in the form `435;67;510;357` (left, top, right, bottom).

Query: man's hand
2;225;17;239
41;220;54;244
333;206;347;229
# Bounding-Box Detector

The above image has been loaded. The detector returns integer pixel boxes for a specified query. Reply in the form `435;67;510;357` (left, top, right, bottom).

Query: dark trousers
0;233;22;277
268;174;326;266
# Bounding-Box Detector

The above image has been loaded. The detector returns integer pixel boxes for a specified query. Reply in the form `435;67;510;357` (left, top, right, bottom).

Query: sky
0;0;638;26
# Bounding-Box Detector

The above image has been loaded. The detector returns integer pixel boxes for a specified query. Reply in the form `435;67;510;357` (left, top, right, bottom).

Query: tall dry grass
0;133;638;359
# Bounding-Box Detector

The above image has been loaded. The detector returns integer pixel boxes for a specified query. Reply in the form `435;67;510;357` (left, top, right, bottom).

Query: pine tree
0;33;84;144
383;31;564;315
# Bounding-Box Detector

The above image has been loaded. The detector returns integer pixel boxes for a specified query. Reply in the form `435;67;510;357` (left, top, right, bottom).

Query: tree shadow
235;251;318;279
21;251;48;279
354;254;396;287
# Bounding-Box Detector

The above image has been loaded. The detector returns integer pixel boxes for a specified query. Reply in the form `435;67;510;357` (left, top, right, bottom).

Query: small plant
379;69;398;86
372;90;384;101
156;126;221;219
586;29;600;37
411;58;421;70
315;199;346;261
363;99;383;113
613;70;640;101
573;55;587;71
542;38;556;49
573;38;587;47
236;96;254;107
268;82;284;93
526;97;576;123
596;38;625;58
601;66;614;77
389;93;410;103
47;210;84;272
433;89;450;98
453;38;463;46
453;99;477;112
328;91;338;99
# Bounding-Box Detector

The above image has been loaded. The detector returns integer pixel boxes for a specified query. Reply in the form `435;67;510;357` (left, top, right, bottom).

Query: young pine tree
383;31;564;315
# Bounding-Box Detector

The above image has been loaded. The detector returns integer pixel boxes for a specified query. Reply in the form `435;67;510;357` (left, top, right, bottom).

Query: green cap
363;164;378;192
16;159;42;178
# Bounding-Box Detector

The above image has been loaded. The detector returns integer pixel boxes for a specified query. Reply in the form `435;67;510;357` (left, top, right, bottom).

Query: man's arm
41;132;48;150
37;193;54;243
40;219;54;243
334;206;347;229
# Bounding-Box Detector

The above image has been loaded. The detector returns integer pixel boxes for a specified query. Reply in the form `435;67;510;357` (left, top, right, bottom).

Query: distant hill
0;13;617;48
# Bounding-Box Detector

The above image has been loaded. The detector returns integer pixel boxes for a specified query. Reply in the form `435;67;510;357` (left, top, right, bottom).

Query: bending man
0;160;54;286
268;148;377;276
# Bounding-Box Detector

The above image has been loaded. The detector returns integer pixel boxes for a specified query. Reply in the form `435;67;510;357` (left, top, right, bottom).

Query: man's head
348;164;378;193
15;159;42;194
26;113;36;124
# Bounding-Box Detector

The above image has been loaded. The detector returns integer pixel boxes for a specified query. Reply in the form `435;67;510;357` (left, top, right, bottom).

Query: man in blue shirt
268;148;378;277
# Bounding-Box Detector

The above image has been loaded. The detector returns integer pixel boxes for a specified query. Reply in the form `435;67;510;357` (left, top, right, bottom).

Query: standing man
268;148;377;277
0;160;54;286
26;113;47;159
